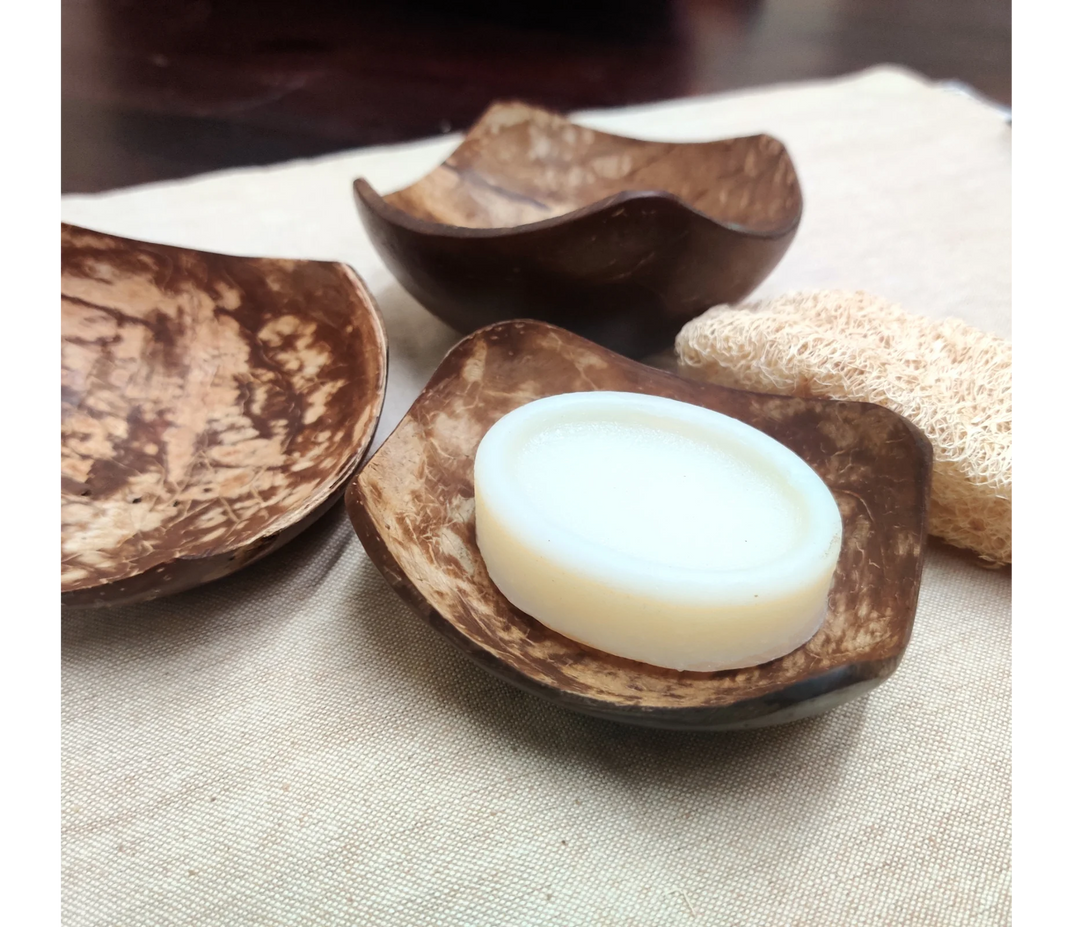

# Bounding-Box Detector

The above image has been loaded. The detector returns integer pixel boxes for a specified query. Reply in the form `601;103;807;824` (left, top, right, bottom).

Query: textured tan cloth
62;67;1011;926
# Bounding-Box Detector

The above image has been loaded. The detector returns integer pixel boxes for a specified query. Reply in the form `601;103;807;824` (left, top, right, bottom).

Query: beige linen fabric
62;67;1011;926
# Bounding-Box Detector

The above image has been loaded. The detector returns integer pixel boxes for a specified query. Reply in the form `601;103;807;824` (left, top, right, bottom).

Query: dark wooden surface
62;0;1011;194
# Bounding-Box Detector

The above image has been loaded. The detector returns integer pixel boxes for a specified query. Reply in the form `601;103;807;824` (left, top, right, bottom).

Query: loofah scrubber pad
675;291;1011;566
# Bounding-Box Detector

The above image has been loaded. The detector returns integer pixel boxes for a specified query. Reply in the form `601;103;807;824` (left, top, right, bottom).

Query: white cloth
62;66;1011;926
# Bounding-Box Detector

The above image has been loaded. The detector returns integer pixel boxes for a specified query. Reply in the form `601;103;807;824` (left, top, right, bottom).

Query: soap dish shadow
62;503;352;652
343;551;873;771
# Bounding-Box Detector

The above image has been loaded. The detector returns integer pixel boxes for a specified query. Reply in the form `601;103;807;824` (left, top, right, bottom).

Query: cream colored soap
473;392;843;672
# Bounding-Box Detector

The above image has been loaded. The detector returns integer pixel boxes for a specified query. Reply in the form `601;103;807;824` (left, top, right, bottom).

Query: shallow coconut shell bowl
61;224;388;608
346;320;933;731
354;102;802;359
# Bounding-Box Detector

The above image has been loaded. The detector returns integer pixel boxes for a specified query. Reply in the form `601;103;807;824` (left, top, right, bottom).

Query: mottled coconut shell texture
61;224;388;607
676;291;1011;565
347;320;932;730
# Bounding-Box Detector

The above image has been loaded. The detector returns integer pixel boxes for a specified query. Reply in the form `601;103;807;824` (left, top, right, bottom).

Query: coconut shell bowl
354;101;802;359
61;224;388;608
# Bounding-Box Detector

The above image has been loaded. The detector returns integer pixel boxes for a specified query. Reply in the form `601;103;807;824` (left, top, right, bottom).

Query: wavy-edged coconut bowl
354;101;802;359
346;320;932;731
61;224;388;608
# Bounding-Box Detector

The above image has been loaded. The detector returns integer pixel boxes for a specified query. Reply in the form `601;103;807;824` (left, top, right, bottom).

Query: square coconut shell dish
345;321;933;731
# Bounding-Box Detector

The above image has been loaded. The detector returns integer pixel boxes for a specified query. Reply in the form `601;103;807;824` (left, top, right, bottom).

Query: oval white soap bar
473;391;843;672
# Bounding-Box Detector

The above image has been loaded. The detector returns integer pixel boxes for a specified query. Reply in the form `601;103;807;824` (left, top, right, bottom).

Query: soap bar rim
473;390;843;606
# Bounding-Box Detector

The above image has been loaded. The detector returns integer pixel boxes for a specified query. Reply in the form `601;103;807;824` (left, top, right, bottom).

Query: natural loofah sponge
676;291;1012;566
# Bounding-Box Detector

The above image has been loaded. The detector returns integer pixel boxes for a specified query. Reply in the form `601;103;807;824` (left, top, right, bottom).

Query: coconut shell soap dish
355;102;802;358
347;321;933;731
61;225;388;608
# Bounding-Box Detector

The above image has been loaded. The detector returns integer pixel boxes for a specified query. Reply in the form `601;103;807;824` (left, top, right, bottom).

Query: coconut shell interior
61;224;388;608
381;100;801;233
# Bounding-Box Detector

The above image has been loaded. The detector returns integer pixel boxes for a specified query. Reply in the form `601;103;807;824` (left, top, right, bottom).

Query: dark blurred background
62;0;1011;193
